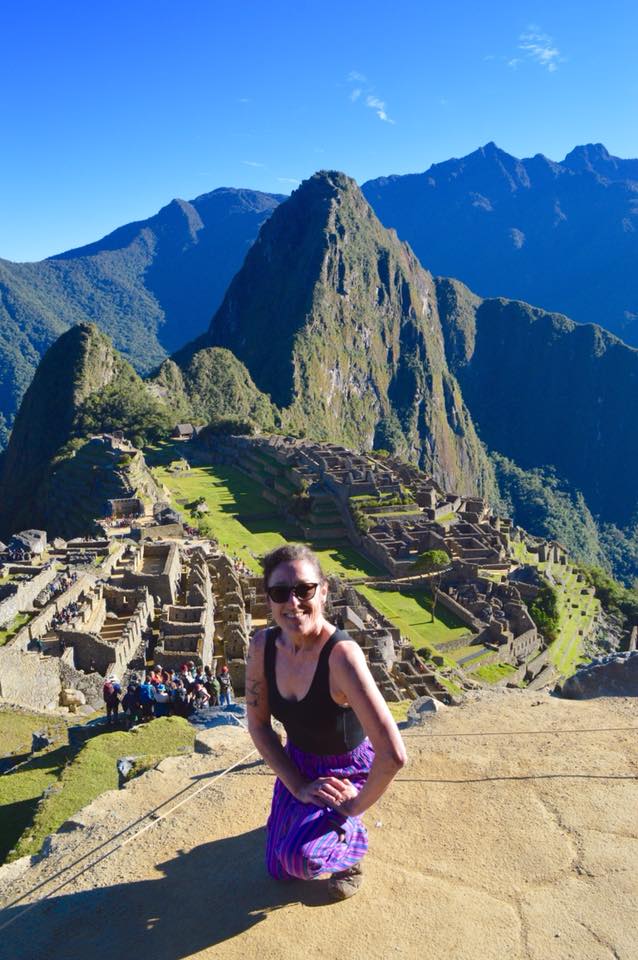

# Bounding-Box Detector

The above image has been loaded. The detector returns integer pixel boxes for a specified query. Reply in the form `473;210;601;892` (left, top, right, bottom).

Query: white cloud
366;95;395;124
237;97;251;103
519;29;562;71
507;58;521;68
277;177;300;186
345;71;395;124
242;160;264;168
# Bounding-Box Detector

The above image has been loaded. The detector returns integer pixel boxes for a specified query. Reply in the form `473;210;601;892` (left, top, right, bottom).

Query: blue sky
2;0;637;261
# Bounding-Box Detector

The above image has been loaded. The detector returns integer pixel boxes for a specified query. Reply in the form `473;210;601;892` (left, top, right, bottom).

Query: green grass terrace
548;567;600;677
150;450;382;580
0;716;194;864
0;612;34;647
357;585;469;657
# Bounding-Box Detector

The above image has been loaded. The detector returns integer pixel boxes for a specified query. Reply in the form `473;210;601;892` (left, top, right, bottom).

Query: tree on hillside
412;549;451;622
528;581;561;643
74;382;172;448
200;416;256;438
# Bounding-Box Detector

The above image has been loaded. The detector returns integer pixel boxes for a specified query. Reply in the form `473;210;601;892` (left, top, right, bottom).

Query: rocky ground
0;690;636;960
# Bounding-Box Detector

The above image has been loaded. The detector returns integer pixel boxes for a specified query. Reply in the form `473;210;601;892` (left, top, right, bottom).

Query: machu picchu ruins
0;429;614;724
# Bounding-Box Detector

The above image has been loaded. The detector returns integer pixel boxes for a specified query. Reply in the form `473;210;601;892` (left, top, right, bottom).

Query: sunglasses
266;581;319;603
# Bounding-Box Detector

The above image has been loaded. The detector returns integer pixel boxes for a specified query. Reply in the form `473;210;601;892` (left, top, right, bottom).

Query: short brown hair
262;543;325;591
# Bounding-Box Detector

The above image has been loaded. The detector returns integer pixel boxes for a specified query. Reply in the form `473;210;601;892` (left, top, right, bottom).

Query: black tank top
264;626;366;756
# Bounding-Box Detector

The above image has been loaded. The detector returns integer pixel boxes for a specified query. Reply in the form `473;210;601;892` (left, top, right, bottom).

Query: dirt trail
0;691;636;960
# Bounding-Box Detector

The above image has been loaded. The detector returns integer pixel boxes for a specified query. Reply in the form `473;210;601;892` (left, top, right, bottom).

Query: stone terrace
55;583;154;677
364;513;509;577
438;562;541;669
121;541;182;605
154;548;215;671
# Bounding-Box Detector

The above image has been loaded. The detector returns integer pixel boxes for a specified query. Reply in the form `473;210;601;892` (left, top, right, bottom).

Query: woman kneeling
246;544;407;900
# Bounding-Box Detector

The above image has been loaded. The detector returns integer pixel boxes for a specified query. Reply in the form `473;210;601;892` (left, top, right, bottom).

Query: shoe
328;862;363;901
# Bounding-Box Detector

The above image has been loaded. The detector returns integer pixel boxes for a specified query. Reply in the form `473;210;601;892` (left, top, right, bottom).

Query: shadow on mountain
0;828;337;959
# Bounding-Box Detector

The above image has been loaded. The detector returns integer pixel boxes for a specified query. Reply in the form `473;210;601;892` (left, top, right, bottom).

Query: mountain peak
564;142;611;165
0;322;123;536
309;169;357;190
560;143;638;181
289;170;361;207
479;140;502;155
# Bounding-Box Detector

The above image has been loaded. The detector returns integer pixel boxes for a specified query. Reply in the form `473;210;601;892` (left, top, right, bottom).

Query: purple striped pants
266;738;374;881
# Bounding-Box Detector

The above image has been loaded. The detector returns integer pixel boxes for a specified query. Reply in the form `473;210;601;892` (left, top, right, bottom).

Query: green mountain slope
436;277;638;527
181;171;494;499
0;323;168;538
153;350;276;429
491;453;605;567
0;188;281;442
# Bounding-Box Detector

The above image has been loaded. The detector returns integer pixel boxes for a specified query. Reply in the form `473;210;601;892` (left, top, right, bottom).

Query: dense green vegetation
492;453;638;586
412;549;450;574
153;350;276;433
201;417;256;437
598;522;638;588
528;581;561;643
492;453;604;568
577;564;638;627
0;324;168;538
74;372;173;448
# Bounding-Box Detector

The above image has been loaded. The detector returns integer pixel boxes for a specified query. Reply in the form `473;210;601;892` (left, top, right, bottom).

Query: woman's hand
295;776;359;809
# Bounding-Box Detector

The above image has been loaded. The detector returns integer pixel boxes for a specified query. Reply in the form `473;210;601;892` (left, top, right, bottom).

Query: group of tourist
99;516;133;529
2;547;33;562
50;599;82;631
103;660;234;727
39;570;78;605
232;557;252;577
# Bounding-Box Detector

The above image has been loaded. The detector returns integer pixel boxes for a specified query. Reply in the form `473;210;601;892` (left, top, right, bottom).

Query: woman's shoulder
328;631;367;667
248;627;276;669
250;626;273;651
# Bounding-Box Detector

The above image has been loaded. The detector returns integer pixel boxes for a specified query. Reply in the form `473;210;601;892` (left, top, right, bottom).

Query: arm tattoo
246;678;262;708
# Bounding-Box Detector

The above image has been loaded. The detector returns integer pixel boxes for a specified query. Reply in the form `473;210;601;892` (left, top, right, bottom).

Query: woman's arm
330;641;407;816
246;630;356;807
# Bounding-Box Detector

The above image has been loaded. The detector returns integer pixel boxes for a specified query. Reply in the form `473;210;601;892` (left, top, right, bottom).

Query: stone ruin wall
0;564;58;629
208;553;250;694
155;607;211;669
60;584;153;677
10;573;97;652
108;497;144;519
85;542;127;580
122;542;181;605
154;550;215;670
0;647;62;711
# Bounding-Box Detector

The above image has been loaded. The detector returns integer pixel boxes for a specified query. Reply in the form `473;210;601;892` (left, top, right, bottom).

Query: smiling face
266;557;328;641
